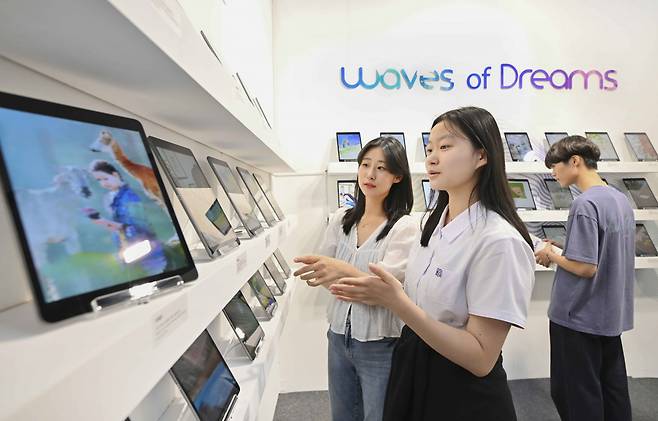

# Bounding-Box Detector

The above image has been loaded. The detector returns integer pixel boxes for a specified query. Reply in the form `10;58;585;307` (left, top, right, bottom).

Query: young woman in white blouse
294;137;416;421
330;107;536;420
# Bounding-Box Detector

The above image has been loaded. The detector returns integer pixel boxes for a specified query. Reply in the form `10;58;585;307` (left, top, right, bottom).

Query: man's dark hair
544;135;600;169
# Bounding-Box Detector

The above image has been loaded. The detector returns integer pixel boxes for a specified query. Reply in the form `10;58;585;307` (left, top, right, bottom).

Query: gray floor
274;378;658;421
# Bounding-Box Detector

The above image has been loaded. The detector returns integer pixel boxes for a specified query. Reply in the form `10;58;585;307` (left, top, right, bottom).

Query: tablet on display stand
380;132;406;149
149;137;240;259
508;178;537;210
336;132;362;162
585;132;619;161
504;132;534;162
0;91;197;322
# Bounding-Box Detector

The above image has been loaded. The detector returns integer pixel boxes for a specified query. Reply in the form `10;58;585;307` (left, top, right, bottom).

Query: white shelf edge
0;216;296;421
329;161;658;176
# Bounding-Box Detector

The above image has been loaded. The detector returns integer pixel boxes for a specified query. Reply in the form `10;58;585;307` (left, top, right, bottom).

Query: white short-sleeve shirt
405;202;535;329
319;207;418;341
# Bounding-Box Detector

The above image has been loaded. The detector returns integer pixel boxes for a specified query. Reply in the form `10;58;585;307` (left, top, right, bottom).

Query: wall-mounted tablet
264;256;287;293
635;224;658;257
504;132;533;162
545;132;569;147
149;137;240;257
222;291;265;360
544;179;574;209
422;132;430;157
508;179;536;210
247;270;277;318
253;173;285;220
273;248;292;278
421;179;435;209
585;132;619;161
170;330;239;421
235;166;278;226
0;91;197;322
541;224;567;249
623;178;658;209
207;156;263;237
380;132;406;149
337;180;357;208
336;132;362;162
625;132;658;161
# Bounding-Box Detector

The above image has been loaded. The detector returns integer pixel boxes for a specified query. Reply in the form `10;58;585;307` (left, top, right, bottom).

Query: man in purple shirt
535;135;634;421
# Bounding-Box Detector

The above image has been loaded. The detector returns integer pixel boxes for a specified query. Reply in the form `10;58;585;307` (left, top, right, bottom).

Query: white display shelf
330;161;658;176
505;161;658;174
228;279;298;421
0;0;293;173
535;257;658;272
327;162;358;175
518;209;658;222
0;217;295;421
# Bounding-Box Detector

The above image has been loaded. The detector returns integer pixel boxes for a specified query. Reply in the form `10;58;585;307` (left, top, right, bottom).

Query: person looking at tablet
535;135;634;421
330;107;535;420
294;137;416;421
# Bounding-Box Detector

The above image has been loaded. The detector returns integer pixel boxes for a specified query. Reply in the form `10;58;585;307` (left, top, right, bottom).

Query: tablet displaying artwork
635;224;658;257
235;166;278;226
247;270;277;318
422;132;430;157
544;179;574;209
545;132;569;147
625;132;658;161
421;179;434;209
508;179;536;210
504;132;533;162
222;291;265;360
0;91;197;322
380;132;406;149
149;137;240;257
253;173;285;220
623;178;658;209
337;180;357;208
541;224;567;249
273;249;292;278
170;330;239;421
336;132;362;162
207;156;263;237
585;132;619;161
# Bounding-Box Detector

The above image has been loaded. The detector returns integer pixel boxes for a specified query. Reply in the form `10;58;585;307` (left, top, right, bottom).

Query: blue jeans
327;327;397;421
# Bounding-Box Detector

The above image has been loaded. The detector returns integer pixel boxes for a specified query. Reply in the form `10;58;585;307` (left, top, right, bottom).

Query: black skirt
383;326;517;421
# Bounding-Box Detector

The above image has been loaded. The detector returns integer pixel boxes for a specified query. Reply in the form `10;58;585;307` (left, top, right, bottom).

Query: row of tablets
0;91;286;323
336;177;658;211
507;177;658;210
532;223;657;258
126;258;290;421
336;131;658;162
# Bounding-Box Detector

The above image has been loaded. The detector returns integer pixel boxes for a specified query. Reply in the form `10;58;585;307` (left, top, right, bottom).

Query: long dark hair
420;107;533;249
342;137;413;242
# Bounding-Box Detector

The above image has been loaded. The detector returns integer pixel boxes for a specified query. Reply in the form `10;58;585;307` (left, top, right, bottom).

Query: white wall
273;0;658;391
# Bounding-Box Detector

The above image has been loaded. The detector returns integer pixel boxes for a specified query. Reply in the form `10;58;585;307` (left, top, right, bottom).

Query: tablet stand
90;275;185;313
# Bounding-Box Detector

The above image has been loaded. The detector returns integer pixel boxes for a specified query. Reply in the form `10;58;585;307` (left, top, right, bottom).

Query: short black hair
544;135;600;169
89;159;123;179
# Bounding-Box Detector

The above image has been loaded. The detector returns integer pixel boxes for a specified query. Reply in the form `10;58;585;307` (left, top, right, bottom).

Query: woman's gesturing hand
329;263;405;310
